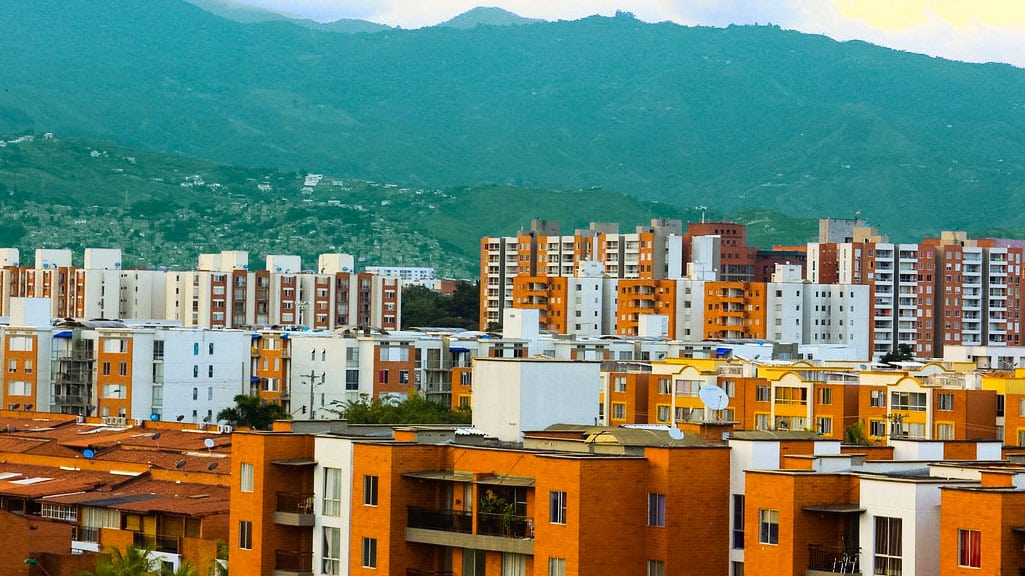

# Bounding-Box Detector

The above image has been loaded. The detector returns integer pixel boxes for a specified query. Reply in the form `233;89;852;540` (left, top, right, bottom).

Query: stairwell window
363;475;378;506
549;491;567;524
958;529;981;568
322;527;341;575
648;493;666;527
759;509;779;544
239;462;254;492
361;537;377;568
238;520;253;550
323;467;342;516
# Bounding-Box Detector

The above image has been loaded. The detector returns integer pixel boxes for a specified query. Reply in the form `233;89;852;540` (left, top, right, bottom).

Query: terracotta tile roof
94;446;231;475
0;464;118;498
44;477;230;517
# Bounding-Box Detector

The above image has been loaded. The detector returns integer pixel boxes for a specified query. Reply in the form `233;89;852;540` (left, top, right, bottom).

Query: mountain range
2;1;1025;242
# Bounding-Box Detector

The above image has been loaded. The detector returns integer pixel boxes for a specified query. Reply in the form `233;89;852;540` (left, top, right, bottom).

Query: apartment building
0;248;400;332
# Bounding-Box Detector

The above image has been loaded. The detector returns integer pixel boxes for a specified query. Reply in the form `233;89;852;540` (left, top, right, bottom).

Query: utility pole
301;369;325;419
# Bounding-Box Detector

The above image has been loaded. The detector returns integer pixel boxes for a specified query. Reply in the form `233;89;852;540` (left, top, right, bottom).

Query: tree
216;394;289;430
330;394;471;425
401;281;479;330
880;343;914;365
79;544;159;576
161;562;198;576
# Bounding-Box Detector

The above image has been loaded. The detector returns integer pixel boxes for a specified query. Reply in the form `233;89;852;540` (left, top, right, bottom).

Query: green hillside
2;2;1025;241
0;134;818;276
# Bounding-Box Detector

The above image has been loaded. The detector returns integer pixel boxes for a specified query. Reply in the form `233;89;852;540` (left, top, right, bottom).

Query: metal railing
476;512;533;539
808;544;859;574
134;533;180;554
275;549;313;572
407;506;472;533
276;492;314;515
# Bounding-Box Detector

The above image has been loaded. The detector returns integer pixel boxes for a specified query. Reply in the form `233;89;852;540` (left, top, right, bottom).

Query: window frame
549;490;567;525
759;509;779;545
363;474;379;506
647;493;666;527
361;536;377;568
238;520;253;550
957;528;981;568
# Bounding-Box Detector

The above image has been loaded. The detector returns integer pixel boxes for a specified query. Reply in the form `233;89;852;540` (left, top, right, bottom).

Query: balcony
408;506;472;533
275;492;314;526
274;549;313;576
133;533;180;554
405;506;533;555
807;545;860;575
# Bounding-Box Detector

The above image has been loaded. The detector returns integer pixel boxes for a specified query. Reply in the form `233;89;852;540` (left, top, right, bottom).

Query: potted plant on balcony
479;489;516;536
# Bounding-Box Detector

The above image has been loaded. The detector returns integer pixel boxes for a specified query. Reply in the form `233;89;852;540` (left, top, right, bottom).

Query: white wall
314;437;354;576
472;359;600;442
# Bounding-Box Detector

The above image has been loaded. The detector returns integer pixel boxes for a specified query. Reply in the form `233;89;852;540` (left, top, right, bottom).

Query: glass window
647;560;665;576
240;462;254;492
759;509;779;544
548;558;566;576
648;493;666;527
549;491;566;524
612;403;626;420
732;495;744;549
958;529;980;568
363;475;378;506
938;393;954;411
874;516;902;575
324;467;342;516
322;527;341;575
361;537;377;568
238;520;252;550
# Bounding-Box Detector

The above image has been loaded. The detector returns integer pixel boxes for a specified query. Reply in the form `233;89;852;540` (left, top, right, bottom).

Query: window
613;376;627;392
208;387;213;401
399;370;409;384
938;393;954;411
657;377;671;395
361;537;377;568
1019;398;1025;417
997;394;1005;417
549;491;567;524
363;475;378;506
871;390;885;407
208;365;214;378
463;550;486;576
648;493;666;527
647;560;665;576
194;343;200;356
119;362;128;376
345;370;359;391
7;359;15;373
193;365;199;378
240;462;254;492
502;553;527;576
612;402;626;420
192;387;198;401
378;370;389;384
755;414;770;431
548;558;566;576
41;502;77;521
209;342;215;355
24;360;31;373
870;420;887;437
818;388;832;405
874;516;902;575
656;405;670;422
759;509;779;544
1018;429;1025;447
238;520;253;550
816;417;832;436
958;529;981;568
732;495;744;549
102;361;111;376
324;467;342;516
7;381;30;396
936;422;954;440
321;527;341;574
891;391;926;411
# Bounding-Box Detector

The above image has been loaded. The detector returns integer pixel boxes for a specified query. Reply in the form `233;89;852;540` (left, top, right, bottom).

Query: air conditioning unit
102;416;127;427
218;424;233;434
133;418;143;428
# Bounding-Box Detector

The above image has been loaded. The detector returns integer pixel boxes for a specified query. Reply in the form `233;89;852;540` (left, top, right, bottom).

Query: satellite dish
175;460;187;469
176;415;185;422
83;449;95;459
698;386;730;411
667;427;685;441
152;433;162;441
207;462;219;471
203;438;215;449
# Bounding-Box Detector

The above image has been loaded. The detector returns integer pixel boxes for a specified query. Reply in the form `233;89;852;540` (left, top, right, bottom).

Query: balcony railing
134;533;180;554
72;525;100;543
408;507;473;533
476;512;534;539
276;492;314;515
275;549;313;572
808;544;859;574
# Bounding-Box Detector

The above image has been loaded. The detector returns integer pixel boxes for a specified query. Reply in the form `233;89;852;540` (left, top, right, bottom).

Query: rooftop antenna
695;206;708;224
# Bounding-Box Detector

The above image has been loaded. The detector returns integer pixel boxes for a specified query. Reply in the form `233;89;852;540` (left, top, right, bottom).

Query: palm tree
79;544;159;576
216;394;288;430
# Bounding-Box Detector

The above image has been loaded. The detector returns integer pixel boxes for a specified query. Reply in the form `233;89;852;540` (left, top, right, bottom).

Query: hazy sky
231;0;1025;67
